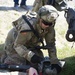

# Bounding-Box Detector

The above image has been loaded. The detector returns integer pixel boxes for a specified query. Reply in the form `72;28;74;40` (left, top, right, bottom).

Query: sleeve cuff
27;51;35;62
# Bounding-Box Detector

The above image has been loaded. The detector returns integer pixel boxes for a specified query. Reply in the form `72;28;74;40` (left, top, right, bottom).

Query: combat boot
20;5;29;10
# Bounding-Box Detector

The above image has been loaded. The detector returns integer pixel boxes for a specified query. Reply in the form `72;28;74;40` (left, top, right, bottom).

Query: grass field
0;0;75;75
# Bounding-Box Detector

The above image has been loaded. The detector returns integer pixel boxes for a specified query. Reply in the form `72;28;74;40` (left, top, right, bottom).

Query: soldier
32;0;63;12
2;5;62;75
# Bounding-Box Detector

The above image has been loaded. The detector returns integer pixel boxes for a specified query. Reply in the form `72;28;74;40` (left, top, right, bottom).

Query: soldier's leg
20;0;26;5
3;28;18;64
13;0;19;6
32;0;42;12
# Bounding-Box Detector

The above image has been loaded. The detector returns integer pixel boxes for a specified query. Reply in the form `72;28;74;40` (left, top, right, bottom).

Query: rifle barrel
30;45;52;50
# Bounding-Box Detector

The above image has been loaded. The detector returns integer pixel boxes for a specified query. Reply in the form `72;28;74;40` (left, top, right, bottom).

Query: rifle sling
22;15;44;46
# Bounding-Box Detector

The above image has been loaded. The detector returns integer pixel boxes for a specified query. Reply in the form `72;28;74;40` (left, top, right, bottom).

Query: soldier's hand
31;54;43;64
51;64;62;74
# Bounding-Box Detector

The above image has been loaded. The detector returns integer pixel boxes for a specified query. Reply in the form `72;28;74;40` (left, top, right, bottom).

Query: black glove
51;64;62;74
31;55;43;64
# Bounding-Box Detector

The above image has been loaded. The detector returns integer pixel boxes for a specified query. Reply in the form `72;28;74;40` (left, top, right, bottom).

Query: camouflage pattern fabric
1;6;61;75
0;5;61;75
38;5;59;22
32;0;63;12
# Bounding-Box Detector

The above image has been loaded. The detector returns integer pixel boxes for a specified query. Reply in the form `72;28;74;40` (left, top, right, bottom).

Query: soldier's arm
12;16;35;62
45;27;62;74
45;26;58;64
13;15;43;64
13;31;35;62
14;32;43;64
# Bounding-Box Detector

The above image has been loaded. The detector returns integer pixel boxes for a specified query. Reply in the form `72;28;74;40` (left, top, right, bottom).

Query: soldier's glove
31;55;43;64
51;64;62;74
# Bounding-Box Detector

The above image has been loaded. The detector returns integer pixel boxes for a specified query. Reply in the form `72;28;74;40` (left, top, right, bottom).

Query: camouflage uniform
2;5;61;75
32;0;63;12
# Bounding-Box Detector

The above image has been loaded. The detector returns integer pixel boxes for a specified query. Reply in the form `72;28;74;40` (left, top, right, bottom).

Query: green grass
57;45;75;75
59;56;75;75
54;14;75;75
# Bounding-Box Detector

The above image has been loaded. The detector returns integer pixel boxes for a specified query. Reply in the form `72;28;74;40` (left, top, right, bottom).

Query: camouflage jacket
3;11;58;65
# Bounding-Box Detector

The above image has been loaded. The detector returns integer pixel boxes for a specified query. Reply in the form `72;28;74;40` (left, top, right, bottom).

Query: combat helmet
38;5;59;23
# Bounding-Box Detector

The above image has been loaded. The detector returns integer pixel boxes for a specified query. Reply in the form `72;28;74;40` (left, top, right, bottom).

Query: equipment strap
22;15;44;46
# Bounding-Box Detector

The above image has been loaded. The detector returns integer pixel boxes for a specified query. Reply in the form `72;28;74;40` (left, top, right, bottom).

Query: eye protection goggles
42;20;53;26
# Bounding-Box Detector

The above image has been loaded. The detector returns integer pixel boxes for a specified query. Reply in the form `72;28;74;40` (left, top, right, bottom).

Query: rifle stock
0;64;30;72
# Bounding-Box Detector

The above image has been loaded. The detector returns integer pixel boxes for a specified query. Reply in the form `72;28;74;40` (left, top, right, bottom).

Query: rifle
0;64;30;72
0;57;52;75
29;44;54;50
0;57;65;75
